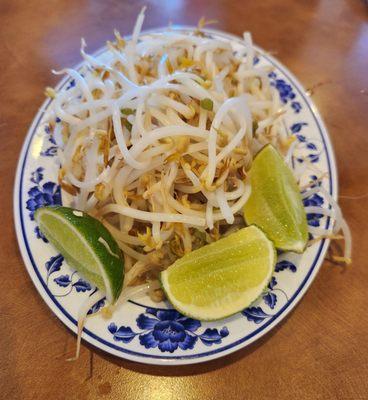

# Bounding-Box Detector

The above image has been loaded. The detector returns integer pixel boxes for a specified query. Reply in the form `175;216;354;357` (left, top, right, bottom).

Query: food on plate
35;206;124;303
243;144;308;253
35;8;351;357
161;225;276;320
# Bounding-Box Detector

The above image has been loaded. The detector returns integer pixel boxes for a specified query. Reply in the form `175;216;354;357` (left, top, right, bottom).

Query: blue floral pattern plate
14;28;337;365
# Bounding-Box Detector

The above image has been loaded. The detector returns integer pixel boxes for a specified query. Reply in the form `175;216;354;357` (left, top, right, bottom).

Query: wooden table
1;0;367;398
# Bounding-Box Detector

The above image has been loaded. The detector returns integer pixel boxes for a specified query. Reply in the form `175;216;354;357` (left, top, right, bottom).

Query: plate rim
13;26;337;365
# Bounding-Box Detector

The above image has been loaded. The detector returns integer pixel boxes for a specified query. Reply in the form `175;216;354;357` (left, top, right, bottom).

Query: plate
14;27;336;365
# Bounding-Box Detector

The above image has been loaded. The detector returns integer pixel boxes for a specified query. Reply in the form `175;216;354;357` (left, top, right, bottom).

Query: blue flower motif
261;277;279;310
108;307;229;353
34;226;48;243
138;309;201;353
306;212;323;227
73;278;92;292
66;79;76;90
45;254;64;277
242;307;271;324
54;274;71;287
291;122;308;134
268;276;277;290
41;146;58;157
303;193;324;207
304;193;324;227
308;153;320;163
199;327;229;346
275;260;297;273
307;175;322;189
108;323;137;343
296;134;306;142
268;73;302;113
307;142;317;150
242;275;291;323
26;181;61;220
291;101;302;113
44;125;56;145
263;292;277;309
30;167;44;184
88;298;106;315
273;79;295;103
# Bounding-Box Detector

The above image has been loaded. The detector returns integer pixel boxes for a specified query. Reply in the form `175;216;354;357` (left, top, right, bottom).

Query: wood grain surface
1;1;367;399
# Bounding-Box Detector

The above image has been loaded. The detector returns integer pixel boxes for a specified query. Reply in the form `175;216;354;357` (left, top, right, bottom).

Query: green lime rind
160;226;276;321
35;206;124;303
243;144;308;253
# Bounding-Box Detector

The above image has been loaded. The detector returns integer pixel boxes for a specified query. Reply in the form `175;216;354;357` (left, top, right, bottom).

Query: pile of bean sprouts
45;8;351;313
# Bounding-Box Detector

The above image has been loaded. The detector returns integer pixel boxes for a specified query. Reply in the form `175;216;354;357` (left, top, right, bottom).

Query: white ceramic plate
14;28;336;365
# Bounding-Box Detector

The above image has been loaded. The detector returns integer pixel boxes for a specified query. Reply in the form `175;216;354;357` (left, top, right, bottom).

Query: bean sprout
46;9;351;308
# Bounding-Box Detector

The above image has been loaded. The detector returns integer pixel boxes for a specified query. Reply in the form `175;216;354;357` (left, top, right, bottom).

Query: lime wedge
243;144;308;253
35;206;124;303
161;226;275;321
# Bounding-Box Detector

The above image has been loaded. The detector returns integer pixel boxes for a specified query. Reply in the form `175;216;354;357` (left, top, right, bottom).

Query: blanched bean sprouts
46;9;351;307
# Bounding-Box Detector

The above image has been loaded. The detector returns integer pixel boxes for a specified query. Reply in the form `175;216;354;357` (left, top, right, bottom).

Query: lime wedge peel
161;226;276;321
243;144;308;253
35;206;124;303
